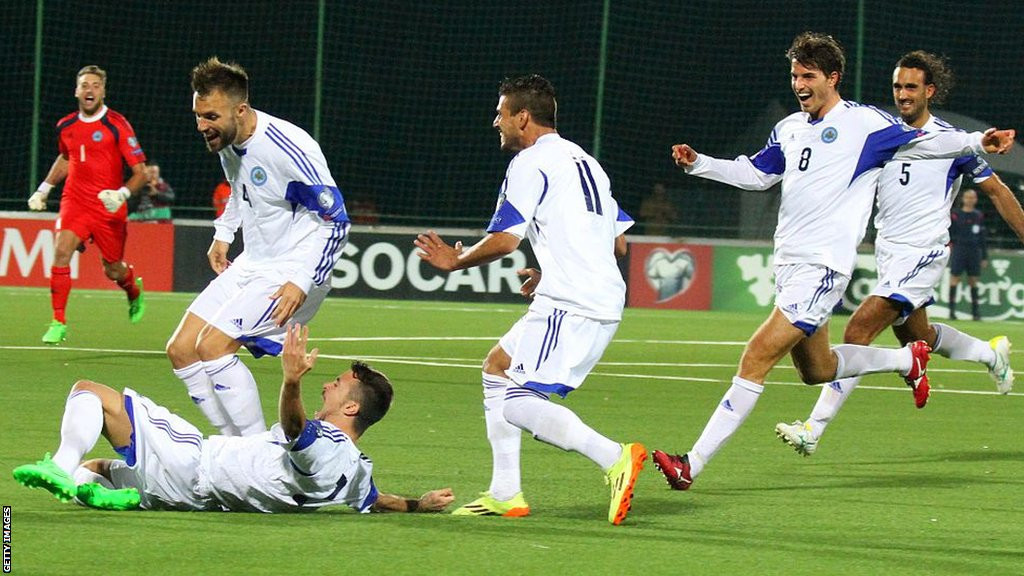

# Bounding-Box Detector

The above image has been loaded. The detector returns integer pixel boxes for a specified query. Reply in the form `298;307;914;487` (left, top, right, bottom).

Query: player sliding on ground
12;324;453;515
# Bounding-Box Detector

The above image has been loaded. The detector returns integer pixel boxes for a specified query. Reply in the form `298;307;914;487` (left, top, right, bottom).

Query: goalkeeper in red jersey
27;65;149;344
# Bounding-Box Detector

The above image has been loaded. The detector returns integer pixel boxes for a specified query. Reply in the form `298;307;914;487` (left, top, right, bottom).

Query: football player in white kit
13;324;455;514
775;50;1024;456
651;33;1016;491
414;75;646;525
166;58;351;438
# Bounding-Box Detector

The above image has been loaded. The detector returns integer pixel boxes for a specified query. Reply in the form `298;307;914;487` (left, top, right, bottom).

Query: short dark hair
350;361;393;435
786;32;845;86
896;50;954;106
498;74;557;128
77;65;107;84
190;57;249;103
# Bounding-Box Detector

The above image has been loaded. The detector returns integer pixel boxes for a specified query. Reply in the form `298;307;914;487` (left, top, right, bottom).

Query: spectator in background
948;188;988;320
129;161;174;221
212;179;231;218
638;182;678;236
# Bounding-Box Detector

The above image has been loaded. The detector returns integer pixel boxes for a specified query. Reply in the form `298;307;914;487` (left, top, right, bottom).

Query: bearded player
28;65;148;344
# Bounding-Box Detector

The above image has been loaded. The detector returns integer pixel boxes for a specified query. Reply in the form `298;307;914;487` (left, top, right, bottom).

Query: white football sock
503;389;621;471
203;355;266;436
482;373;523;501
52;390;104;475
174;361;238;436
932;323;995;366
806;377;860;438
73;466;114;489
832;344;909;378
688;377;763;478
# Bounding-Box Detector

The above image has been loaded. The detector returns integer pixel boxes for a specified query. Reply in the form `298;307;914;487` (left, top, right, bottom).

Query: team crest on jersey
821;127;838;143
250;166;268;186
317;188;335;210
644;248;695;302
128;136;139;148
91;130;103;142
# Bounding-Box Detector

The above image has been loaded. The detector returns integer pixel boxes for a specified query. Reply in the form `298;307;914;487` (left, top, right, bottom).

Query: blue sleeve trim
851;124;921;183
360;479;379;512
486;198;527;233
285;181;350;223
617;207;634;224
522;381;575;398
291;419;322;451
750;140;785;175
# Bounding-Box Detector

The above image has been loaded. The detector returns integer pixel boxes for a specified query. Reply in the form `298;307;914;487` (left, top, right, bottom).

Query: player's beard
204;123;237;153
499;129;524;153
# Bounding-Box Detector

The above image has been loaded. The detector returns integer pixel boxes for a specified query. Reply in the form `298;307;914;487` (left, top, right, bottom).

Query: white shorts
498;305;619;397
108;388;214;511
871;238;948;320
187;263;333;358
774;263;849;336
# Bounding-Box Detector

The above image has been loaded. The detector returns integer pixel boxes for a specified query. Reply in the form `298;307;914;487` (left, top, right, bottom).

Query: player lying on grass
13;324;454;514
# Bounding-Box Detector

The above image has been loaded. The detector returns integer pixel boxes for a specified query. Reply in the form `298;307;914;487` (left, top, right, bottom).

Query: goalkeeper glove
98;186;131;213
28;182;53;211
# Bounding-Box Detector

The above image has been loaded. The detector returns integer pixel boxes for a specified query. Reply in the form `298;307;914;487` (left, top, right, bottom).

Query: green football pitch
1;287;1021;575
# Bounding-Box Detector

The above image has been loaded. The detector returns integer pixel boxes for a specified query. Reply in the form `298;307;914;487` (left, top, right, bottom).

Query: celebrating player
651;33;1016;490
27;65;148;344
415;75;645;525
165;57;350;437
775;50;1024;456
12;324;454;514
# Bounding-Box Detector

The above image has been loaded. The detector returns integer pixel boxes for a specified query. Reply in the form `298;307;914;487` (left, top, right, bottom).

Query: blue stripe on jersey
284;181;349;222
537;169;549;205
266;124;322;184
359;480;379;512
116;395;139;466
486;198;526;233
522;381;575;398
950;156;992;196
240;335;284;358
314;222;348;286
581;160;603;215
291;419;322;450
575;162;595;213
750;142;785;175
851;124;922;184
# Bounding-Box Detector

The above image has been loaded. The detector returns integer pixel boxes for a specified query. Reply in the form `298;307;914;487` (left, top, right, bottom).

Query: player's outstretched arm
981;128;1016;154
279;324;319;440
671;144;698;167
415;230;520;272
371;488;455;513
977;173;1024;244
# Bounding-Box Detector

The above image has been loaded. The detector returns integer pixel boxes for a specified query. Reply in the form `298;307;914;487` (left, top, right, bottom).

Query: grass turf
1;287;1021;575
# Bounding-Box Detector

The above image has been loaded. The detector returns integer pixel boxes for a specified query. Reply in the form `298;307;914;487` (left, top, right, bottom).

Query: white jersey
197;420;377;514
875;114;993;248
214;109;349;294
686;100;986;275
487;133;633;321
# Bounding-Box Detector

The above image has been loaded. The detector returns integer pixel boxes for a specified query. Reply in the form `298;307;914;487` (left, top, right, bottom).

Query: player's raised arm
279;324;318;440
981;128;1016;154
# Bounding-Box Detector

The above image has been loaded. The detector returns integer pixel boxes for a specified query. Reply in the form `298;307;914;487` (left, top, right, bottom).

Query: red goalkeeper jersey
56;106;146;219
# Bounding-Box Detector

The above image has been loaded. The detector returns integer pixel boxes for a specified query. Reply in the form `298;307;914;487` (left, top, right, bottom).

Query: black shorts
950;247;982;277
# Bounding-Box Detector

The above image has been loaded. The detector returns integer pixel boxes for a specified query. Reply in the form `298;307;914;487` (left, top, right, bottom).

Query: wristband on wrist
37;182;54;194
404;498;420;513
